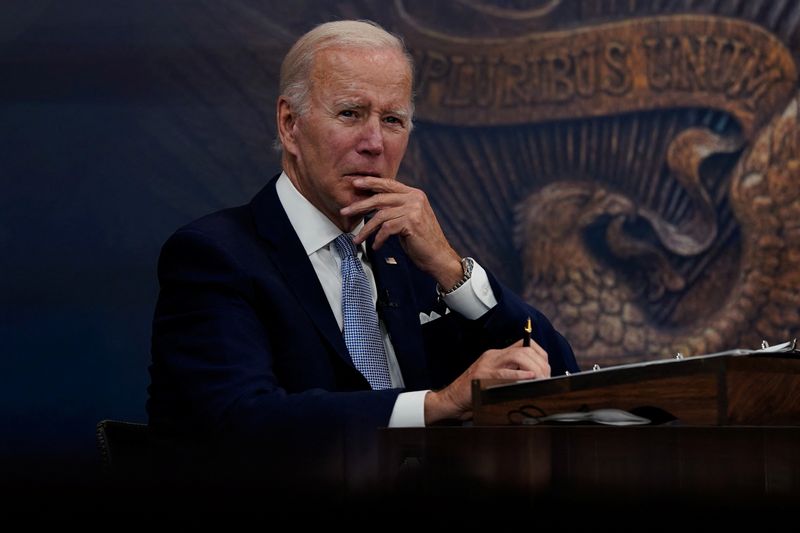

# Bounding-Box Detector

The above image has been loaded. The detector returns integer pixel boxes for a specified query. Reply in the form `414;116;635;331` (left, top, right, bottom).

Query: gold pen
523;317;532;347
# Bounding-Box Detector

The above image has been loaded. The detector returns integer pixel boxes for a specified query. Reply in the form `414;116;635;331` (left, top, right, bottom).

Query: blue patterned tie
333;234;392;390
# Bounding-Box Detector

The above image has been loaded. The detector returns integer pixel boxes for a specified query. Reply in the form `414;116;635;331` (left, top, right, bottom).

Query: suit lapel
250;177;352;368
250;176;432;388
368;237;431;390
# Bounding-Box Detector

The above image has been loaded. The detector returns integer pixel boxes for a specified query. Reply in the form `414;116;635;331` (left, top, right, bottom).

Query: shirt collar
275;171;365;256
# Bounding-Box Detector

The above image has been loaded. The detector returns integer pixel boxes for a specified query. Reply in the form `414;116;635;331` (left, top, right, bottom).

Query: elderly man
147;20;577;469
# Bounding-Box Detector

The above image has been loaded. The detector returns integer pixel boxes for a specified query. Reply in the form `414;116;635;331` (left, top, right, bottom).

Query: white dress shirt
275;172;498;426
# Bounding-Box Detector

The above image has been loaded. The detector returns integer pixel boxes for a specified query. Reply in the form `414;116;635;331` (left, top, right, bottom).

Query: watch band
438;257;474;296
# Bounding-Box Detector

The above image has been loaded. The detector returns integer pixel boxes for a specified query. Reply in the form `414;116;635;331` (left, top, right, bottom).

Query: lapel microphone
377;288;399;308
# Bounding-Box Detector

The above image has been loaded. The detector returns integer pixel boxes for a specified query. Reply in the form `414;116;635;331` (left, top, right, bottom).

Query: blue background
0;1;295;479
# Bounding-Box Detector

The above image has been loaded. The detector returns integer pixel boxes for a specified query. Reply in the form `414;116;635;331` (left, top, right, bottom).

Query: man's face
280;46;412;231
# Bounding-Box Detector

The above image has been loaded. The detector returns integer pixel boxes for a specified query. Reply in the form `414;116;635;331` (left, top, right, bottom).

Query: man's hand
340;177;464;290
423;339;551;424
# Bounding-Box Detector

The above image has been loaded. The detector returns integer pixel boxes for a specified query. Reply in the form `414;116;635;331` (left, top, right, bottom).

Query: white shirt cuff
387;390;430;427
442;260;498;320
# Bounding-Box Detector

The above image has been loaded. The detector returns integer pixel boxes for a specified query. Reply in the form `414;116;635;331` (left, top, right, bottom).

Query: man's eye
340;110;356;118
384;116;403;126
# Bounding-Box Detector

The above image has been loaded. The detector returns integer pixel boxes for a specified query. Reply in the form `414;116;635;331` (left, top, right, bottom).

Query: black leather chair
96;419;222;485
95;419;154;479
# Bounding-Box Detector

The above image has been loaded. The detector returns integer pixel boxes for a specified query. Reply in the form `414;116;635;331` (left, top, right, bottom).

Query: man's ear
277;96;299;155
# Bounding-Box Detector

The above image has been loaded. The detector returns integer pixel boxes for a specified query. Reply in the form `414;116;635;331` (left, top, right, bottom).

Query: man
147;20;577;480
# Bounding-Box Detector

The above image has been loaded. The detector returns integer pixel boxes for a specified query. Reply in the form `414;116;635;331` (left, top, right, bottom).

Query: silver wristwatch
438;257;474;296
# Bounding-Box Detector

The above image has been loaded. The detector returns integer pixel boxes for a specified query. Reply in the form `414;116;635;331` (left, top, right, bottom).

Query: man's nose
357;116;384;156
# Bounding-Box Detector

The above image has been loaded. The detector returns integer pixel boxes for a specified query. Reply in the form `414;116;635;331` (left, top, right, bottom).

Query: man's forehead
312;46;411;79
310;47;412;106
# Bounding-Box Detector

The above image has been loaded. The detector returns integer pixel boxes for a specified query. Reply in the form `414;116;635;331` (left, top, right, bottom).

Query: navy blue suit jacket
147;175;578;442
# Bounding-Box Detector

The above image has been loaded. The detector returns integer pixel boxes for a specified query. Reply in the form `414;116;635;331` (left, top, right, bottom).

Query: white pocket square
419;308;450;324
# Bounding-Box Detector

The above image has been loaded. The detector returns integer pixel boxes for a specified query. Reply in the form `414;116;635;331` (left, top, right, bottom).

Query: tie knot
334;233;358;259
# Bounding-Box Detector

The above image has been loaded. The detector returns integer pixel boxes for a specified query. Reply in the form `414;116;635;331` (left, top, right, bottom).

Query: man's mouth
344;172;381;179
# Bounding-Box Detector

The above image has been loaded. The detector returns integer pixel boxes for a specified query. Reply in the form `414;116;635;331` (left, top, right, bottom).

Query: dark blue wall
0;1;301;481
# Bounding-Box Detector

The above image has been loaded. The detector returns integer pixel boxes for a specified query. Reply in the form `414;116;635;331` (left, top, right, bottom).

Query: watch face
463;257;474;277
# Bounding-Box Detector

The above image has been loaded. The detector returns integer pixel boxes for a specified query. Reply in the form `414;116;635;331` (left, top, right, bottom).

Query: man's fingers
506;337;548;361
353;207;406;245
494;368;538;381
340;178;409;216
353;176;407;193
371;214;420;249
341;193;389;217
529;343;548;361
492;346;551;378
507;353;549;378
